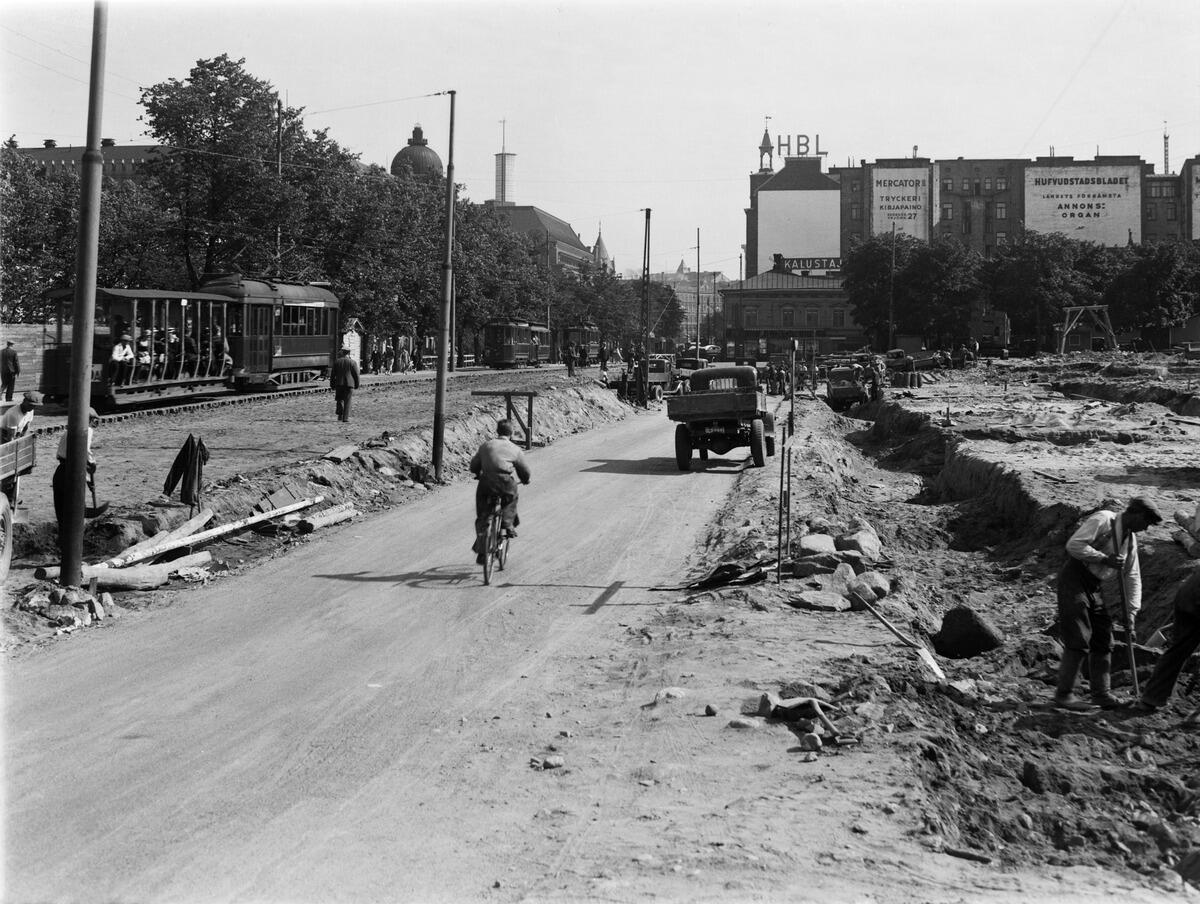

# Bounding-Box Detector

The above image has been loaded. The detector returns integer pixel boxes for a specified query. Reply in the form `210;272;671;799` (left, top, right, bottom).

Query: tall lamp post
695;228;701;350
432;89;456;482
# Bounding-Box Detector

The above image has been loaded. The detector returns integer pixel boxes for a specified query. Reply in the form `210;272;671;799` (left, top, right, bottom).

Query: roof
757;157;840;192
722;272;845;292
493;205;589;252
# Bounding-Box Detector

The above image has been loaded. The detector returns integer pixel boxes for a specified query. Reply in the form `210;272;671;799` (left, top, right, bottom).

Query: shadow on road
580;456;746;475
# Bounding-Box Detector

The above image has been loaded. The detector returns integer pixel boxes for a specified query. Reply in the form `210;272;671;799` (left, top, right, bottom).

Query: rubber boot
1089;651;1122;709
1054;648;1095;711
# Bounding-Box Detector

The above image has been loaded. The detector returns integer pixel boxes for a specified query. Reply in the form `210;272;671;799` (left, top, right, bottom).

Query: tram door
244;304;273;374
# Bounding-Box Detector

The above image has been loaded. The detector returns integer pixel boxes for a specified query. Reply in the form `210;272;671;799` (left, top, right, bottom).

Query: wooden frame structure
470;390;538;450
1058;305;1118;354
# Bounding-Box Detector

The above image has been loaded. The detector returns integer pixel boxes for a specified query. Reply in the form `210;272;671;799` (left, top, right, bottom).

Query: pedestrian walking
563;343;576;377
1053;496;1163;711
1133;568;1200;713
2;340;20;401
331;347;360;422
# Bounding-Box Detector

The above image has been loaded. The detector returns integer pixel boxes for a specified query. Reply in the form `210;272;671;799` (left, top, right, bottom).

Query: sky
3;0;1199;281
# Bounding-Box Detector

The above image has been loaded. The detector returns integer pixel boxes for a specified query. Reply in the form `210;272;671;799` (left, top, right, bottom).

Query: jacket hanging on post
163;434;209;505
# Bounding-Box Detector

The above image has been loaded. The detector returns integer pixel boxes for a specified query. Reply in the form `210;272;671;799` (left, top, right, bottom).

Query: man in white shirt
1054;496;1162;710
53;407;100;557
0;391;42;442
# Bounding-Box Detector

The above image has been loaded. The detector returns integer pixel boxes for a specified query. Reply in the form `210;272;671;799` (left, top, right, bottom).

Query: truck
0;431;37;581
825;364;869;411
666;365;776;471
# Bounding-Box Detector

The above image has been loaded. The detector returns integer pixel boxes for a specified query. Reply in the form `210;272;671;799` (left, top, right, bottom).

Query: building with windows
16;138;160;181
720;266;857;360
647;260;729;347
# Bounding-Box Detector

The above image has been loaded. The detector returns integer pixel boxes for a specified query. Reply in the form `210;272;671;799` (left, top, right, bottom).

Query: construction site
4;350;1200;902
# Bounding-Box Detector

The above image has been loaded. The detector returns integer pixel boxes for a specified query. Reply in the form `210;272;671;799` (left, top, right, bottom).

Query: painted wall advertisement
1024;164;1141;245
756;190;841;275
871;168;932;239
1192;168;1200;241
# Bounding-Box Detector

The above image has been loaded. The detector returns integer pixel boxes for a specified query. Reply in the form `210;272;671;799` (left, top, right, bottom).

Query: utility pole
887;221;896;350
695;228;701;350
640;209;651;408
432;89;456;482
275;99;283;276
61;0;107;586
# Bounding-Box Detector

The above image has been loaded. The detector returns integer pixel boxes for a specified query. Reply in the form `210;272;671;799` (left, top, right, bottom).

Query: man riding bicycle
469;419;531;564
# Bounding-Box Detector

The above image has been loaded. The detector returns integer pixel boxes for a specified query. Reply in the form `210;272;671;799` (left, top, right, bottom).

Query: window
961;178;970;191
782;307;794;327
1165;184;1177;197
996;176;1008;191
973;180;981;196
805;307;819;328
962;202;972;234
1146;205;1157;221
831;308;846;328
1150;184;1163;198
984;177;992;191
942;178;953;193
996;202;1007;220
941;203;953;220
744;307;758;328
996;231;1008;244
850;203;862;221
984;202;993;232
1167;203;1178;221
851;180;861;193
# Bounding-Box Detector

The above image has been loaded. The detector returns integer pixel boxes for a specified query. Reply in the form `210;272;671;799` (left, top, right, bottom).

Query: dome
390;124;443;179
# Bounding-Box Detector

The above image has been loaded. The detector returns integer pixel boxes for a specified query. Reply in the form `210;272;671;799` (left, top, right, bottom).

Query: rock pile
786;516;894;613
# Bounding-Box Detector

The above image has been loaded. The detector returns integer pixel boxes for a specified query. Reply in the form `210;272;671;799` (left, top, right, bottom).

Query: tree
980;231;1095;349
1104;241;1200;332
842;232;921;347
139;55;303;286
895;238;982;348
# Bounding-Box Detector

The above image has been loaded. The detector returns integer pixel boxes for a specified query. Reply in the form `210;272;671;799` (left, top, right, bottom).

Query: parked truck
666;365;775;471
0;431;36;581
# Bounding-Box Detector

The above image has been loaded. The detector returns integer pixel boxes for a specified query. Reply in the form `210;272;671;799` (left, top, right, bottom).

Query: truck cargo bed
667;388;762;423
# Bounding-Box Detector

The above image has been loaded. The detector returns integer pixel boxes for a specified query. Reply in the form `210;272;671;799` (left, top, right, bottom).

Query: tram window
228;305;244;336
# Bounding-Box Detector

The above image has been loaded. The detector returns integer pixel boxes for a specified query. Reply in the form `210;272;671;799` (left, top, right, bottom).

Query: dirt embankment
3;380;630;648
648;364;1200;894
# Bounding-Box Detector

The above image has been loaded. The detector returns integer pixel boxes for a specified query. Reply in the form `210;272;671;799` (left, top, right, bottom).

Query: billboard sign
1024;164;1141;244
872;167;931;239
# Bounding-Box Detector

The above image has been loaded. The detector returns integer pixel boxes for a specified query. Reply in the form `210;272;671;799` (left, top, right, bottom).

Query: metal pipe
60;0;107;586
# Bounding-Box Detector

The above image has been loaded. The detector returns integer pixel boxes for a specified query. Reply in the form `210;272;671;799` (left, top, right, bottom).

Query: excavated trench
824;393;1200;885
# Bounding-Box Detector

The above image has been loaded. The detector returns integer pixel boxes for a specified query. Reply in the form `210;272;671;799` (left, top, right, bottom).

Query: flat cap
23;390;44;406
1128;496;1163;524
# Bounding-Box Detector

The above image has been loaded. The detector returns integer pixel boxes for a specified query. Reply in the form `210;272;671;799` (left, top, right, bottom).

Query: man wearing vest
1054;496;1163;711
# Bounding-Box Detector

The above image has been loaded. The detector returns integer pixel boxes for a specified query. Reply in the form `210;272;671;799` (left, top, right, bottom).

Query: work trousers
1057;557;1114;696
474;482;518;553
1142;606;1200;707
335;387;353;422
1;372;14;401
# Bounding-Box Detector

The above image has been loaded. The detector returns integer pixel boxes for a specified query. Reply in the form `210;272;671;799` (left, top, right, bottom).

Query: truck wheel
674;424;692;471
750;418;766;467
699;447;708;461
653;385;663;401
763;413;776;456
0;493;12;583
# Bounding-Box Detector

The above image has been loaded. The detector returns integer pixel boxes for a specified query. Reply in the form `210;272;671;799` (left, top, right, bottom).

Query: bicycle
479;495;510;585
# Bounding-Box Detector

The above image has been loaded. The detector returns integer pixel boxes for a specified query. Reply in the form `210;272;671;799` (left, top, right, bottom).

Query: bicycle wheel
497;531;509;570
482;510;500;585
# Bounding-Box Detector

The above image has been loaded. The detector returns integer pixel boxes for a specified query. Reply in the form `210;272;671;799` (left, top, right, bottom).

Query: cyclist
469;419;531;564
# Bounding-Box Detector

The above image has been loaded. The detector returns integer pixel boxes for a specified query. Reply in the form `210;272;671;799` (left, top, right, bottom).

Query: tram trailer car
39;275;340;409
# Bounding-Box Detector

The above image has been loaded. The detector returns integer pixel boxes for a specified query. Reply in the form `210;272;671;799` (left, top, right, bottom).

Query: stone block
788;590;852;612
855;571;891;599
835;529;882;561
798;534;837;555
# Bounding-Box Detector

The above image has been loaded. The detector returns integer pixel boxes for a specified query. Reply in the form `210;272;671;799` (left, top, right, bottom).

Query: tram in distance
39;274;341;409
481;319;550;368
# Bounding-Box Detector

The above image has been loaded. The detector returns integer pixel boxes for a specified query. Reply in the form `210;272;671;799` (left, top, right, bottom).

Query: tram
39;274;340;409
481;319;550;368
559;324;600;365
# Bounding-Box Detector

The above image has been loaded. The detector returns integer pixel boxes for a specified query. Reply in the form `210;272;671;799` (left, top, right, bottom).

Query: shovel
85;473;110;518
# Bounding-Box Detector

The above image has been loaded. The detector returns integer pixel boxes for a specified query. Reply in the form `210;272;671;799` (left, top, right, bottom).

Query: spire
758;117;774;173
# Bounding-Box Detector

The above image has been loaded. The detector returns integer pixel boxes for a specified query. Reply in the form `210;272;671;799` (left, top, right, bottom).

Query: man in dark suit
1;340;19;401
331;347;360;422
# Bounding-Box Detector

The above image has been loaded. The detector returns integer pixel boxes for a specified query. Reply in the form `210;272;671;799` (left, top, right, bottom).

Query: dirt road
3;397;1182;903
